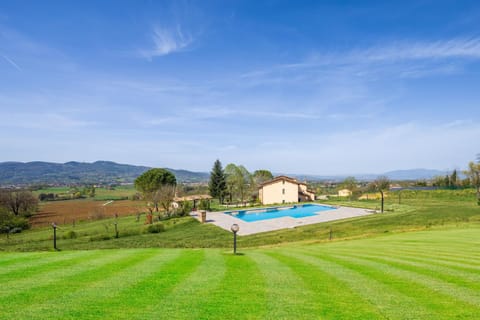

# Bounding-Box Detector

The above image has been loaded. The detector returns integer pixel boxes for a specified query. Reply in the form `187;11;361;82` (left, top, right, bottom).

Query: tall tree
368;176;390;213
154;184;177;217
224;163;238;203
450;169;458;189
134;168;176;212
0;189;38;216
208;159;227;203
236;165;253;203
224;163;252;204
464;157;480;205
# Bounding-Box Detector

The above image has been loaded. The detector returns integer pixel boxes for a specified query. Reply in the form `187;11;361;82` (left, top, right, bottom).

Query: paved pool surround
191;205;374;235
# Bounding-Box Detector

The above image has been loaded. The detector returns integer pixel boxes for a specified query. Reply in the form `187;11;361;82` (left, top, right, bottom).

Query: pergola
173;194;213;210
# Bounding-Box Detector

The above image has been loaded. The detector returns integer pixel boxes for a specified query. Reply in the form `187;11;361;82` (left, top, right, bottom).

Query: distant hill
0;161;209;186
382;169;448;181
287;168;448;182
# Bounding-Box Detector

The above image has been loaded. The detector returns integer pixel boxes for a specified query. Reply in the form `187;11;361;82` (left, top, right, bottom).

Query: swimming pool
224;204;336;222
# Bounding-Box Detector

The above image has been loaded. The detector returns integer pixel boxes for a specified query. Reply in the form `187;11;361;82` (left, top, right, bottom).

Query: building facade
258;176;315;205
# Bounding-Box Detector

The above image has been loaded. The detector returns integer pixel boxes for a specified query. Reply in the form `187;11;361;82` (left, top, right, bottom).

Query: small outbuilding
338;189;352;197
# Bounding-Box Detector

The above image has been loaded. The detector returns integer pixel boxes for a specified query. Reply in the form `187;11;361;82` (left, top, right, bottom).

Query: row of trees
466;156;480;205
340;155;480;208
208;160;273;204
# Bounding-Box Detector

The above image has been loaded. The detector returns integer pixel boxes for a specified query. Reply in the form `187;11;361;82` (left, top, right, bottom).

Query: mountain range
0;161;209;186
0;161;449;186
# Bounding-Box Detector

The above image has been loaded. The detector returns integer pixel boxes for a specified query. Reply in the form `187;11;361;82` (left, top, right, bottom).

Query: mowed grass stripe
311;252;478;319
320;252;480;313
0;251;51;265
147;250;226;319
381;251;480;272
248;251;325;319
0;251;101;290
0;250;93;277
92;250;205;320
322;247;480;276
0;250;143;315
262;251;384;319
9;249;178;320
281;250;434;319
337;251;480;289
195;253;267;319
376;248;480;267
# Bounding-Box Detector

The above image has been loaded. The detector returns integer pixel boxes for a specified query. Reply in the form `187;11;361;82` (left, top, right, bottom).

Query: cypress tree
450;169;457;189
209;159;227;203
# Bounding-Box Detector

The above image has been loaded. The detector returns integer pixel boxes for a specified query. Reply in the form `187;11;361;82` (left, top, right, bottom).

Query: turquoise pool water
224;204;336;222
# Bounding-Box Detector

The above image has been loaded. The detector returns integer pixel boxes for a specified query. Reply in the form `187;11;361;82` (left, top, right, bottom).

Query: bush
0;212;30;233
145;223;165;234
178;201;193;216
199;199;211;210
63;230;77;239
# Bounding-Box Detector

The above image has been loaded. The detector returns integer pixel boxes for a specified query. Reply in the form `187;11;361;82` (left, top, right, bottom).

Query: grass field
33;185;137;201
1;227;479;319
1;189;480;251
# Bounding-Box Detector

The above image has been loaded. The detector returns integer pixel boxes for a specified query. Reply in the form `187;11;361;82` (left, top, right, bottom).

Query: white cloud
140;25;193;59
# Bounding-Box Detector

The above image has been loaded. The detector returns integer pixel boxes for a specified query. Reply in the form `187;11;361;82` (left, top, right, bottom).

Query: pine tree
209;159;227;203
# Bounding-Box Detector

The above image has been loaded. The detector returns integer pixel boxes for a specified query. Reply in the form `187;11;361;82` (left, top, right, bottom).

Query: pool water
224;204;335;222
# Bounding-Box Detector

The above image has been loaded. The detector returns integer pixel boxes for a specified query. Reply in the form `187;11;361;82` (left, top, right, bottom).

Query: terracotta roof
259;175;306;188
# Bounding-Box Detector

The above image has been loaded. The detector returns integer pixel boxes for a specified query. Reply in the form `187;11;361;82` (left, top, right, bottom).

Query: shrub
0;212;30;233
178;201;193;216
199;199;211;210
63;230;77;239
145;223;165;234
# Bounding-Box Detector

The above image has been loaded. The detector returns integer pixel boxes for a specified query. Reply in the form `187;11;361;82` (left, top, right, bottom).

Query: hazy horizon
1;1;479;174
0;159;457;177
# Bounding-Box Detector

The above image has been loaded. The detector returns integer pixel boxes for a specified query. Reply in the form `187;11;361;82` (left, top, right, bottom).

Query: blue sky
1;0;480;174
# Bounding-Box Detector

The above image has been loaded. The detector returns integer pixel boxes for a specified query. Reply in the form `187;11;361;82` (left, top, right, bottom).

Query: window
282;188;285;194
282;180;285;184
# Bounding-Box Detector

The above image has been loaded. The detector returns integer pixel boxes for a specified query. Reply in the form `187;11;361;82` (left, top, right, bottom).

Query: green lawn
2;189;480;251
1;227;479;319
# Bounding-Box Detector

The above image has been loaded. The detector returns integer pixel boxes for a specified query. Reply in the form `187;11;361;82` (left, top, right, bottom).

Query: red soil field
31;199;147;227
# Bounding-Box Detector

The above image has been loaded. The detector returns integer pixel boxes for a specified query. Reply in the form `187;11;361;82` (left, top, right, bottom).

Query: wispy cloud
140;25;193;59
242;37;480;82
1;54;22;71
360;37;480;62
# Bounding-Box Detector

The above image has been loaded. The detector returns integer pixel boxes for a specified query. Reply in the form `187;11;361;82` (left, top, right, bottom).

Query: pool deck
190;205;374;235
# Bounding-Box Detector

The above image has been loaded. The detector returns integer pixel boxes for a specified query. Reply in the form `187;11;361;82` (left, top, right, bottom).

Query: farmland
0;227;479;319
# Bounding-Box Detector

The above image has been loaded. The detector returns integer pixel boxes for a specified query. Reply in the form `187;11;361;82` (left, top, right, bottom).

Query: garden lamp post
114;214;119;239
230;224;239;254
52;222;57;250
